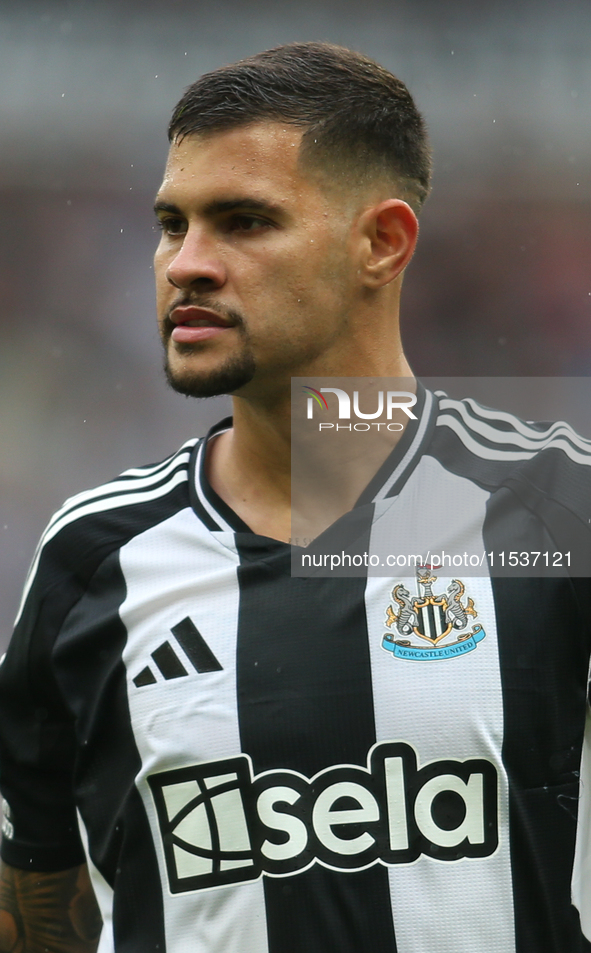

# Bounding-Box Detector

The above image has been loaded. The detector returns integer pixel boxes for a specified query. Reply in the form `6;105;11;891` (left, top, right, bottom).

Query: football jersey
1;384;591;953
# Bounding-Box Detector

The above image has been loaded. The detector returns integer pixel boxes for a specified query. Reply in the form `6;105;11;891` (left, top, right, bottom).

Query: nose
165;229;227;290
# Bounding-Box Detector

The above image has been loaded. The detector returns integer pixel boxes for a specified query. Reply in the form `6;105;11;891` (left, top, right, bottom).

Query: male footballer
1;42;590;953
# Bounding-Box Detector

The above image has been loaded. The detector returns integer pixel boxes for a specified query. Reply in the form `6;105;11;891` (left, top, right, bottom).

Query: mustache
162;295;246;336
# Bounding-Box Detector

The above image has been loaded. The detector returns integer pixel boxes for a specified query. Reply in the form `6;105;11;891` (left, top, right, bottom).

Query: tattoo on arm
0;862;102;953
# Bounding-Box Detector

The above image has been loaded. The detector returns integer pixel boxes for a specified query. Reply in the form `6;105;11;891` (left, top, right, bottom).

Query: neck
206;394;292;540
206;338;414;543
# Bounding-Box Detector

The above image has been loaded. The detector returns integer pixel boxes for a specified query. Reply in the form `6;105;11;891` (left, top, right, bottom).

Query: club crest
382;567;486;661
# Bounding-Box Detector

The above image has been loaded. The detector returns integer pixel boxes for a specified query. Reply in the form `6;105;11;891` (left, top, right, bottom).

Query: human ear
358;199;419;288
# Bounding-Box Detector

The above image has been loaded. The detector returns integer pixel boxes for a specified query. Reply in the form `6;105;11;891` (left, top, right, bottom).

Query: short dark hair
169;42;432;212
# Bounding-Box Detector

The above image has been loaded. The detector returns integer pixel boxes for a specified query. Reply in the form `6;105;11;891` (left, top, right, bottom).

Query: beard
161;300;257;398
163;348;256;398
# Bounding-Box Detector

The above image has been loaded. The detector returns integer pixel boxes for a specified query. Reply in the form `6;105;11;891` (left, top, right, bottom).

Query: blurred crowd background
1;0;591;647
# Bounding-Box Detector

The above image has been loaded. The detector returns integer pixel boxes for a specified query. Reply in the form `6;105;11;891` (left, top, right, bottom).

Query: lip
169;306;233;344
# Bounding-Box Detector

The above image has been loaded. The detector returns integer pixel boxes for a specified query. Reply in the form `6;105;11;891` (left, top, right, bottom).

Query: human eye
155;215;187;237
227;213;272;233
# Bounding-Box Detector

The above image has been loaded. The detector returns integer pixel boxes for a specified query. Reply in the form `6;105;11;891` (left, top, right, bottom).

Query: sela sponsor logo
302;385;417;432
148;741;498;894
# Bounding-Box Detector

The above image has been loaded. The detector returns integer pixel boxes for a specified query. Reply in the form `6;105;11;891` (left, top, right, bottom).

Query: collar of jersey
189;381;438;535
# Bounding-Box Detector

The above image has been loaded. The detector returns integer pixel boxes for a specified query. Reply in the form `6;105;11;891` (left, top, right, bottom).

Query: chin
164;353;256;399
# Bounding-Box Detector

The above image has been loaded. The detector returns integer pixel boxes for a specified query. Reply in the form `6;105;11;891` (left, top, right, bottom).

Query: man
0;41;590;953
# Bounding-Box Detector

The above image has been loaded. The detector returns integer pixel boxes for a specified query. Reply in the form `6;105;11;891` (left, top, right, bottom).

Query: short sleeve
0;564;86;871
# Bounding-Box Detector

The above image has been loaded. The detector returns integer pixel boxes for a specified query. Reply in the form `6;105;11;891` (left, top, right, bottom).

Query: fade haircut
169;42;432;213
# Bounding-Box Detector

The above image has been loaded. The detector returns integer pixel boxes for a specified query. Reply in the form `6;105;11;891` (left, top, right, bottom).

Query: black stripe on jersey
235;535;398;953
489;578;591;953
43;480;192;595
0;474;192;878
171;617;223;673
54;549;166;952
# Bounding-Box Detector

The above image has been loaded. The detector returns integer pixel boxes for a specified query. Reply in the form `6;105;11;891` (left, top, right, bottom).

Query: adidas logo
133;617;222;688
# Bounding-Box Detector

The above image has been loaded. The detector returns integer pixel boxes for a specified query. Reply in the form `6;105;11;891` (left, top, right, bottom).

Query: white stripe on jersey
14;442;196;627
374;389;435;501
366;456;515;953
77;809;115;953
118;509;269;953
572;707;591;942
437;397;591;463
457;397;591;452
192;437;236;533
44;440;197;532
437;412;591;466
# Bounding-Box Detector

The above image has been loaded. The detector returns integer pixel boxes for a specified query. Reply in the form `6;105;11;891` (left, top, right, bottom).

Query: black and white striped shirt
1;385;591;952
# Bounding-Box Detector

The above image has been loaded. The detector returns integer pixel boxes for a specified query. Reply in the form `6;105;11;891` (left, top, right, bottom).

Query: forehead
158;121;316;205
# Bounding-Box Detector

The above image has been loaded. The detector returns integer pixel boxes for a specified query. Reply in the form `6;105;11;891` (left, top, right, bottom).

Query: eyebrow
153;200;183;216
153;197;285;217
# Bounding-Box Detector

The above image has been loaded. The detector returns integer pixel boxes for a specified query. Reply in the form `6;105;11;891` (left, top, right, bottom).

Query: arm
0;861;102;953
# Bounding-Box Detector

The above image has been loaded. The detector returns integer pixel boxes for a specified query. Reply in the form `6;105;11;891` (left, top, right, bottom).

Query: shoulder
429;393;591;576
15;438;200;628
431;392;591;488
44;436;199;542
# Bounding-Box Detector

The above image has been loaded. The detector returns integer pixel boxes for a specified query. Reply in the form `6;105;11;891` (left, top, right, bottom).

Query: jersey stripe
45;440;198;530
366;469;516;953
47;448;196;530
374;388;436;501
119;509;269;953
235;534;398;953
437;397;591;463
490;576;591;951
55;550;167;950
452;396;591;452
436;413;591;466
77;810;115;953
190;437;236;532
